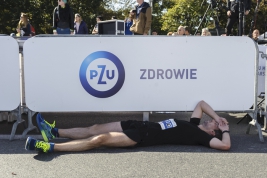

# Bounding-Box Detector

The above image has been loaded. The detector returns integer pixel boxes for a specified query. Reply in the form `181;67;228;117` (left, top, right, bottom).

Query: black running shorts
121;120;162;146
120;120;149;143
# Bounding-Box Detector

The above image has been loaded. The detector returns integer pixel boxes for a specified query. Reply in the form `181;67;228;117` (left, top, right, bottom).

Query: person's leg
36;113;123;140
58;122;123;139
54;132;137;152
226;12;238;36
25;132;137;152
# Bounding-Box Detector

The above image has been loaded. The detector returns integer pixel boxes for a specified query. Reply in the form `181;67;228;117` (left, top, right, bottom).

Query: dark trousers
226;11;240;36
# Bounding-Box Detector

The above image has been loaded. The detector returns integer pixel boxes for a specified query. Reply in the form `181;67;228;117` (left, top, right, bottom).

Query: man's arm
210;122;231;150
191;100;228;125
226;0;231;16
227;0;231;11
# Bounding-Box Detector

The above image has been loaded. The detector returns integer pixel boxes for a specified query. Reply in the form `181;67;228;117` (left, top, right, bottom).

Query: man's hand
218;121;229;132
245;10;250;15
215;117;228;126
227;10;231;16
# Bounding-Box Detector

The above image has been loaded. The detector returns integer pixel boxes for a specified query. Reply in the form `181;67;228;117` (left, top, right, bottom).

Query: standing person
17;13;31;37
125;10;135;35
226;0;251;36
184;26;191;35
74;13;88;34
53;0;74;35
92;16;103;35
252;29;261;42
130;0;152;35
152;30;158;35
25;100;231;153
201;28;211;36
177;26;185;36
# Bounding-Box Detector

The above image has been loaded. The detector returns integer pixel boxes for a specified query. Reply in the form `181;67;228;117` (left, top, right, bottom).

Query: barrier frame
9;36;38;140
0;35;29;140
16;35;265;142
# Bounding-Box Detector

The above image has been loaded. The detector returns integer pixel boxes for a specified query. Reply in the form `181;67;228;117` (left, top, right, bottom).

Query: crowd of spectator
10;0;266;42
167;26;212;36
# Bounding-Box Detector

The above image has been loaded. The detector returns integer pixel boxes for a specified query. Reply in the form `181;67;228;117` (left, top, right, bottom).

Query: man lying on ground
25;100;230;153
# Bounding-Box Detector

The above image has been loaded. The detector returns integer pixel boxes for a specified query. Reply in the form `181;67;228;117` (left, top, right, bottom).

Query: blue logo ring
79;51;125;98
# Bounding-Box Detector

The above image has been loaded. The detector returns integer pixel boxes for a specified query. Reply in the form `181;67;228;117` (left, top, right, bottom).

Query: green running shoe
25;137;52;153
36;113;56;142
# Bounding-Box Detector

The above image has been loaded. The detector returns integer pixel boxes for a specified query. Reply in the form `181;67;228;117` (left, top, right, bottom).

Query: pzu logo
79;51;125;98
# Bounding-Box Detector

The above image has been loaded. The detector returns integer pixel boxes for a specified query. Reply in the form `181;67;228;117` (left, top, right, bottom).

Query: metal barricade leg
246;113;264;142
21;110;38;140
262;115;267;131
143;112;149;121
10;106;25;140
19;52;27;114
246;43;264;142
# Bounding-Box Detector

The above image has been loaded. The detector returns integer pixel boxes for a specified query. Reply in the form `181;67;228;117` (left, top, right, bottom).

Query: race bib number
158;119;177;130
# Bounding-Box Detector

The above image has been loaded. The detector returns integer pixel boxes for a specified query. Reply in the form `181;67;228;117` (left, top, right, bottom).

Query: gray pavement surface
0;111;267;177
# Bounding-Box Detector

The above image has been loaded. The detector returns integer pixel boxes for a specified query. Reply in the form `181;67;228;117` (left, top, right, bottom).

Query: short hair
253;29;260;33
184;26;191;33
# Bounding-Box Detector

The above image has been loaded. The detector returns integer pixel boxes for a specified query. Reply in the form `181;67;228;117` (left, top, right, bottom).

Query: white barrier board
258;45;266;94
24;36;256;112
0;36;20;111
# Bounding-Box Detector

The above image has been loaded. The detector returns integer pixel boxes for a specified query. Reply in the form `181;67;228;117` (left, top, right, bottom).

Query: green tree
151;0;175;35
0;0;108;35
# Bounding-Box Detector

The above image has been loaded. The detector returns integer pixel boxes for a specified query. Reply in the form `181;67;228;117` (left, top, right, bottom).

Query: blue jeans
57;28;70;34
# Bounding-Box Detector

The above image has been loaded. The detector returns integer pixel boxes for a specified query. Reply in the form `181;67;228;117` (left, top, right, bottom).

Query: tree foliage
161;0;267;36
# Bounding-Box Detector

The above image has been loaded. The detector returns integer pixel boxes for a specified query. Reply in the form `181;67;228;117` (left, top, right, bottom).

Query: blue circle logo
79;51;125;98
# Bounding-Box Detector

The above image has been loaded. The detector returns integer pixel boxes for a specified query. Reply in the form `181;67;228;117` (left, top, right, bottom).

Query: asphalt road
0;111;267;177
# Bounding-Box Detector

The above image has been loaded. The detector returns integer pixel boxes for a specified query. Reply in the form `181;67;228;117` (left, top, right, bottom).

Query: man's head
177;26;185;36
201;119;222;140
201;28;210;36
184;26;191;35
152;30;158;35
253;29;260;40
58;0;67;5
